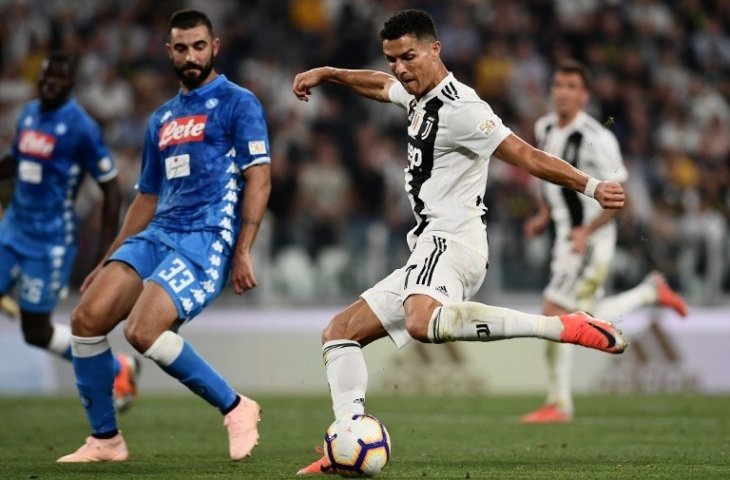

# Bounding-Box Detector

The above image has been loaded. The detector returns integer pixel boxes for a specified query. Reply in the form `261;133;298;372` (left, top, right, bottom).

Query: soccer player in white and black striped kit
293;10;627;474
519;61;688;424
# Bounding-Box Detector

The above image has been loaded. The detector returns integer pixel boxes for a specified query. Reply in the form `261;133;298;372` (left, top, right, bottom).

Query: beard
174;60;214;90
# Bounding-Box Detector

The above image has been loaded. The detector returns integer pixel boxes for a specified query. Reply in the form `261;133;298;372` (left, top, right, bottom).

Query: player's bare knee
405;314;430;343
322;314;349;343
70;303;103;336
123;317;154;353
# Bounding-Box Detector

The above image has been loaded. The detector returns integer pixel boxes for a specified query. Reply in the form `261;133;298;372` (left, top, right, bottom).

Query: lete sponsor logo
159;115;207;149
18;130;56;159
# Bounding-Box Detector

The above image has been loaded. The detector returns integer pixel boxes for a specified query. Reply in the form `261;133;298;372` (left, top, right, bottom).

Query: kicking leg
416;297;627;353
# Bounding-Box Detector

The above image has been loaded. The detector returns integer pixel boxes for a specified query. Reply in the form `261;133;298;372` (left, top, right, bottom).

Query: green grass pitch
0;394;728;479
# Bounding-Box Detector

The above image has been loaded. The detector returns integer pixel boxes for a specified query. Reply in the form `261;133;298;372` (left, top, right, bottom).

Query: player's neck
416;63;449;100
557;110;580;128
180;70;219;94
39;96;70;112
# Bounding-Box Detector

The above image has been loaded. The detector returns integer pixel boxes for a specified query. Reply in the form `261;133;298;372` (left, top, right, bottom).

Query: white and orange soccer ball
323;413;391;477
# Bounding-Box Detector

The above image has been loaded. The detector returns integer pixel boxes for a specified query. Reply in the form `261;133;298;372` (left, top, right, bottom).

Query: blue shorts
0;234;77;313
109;227;232;321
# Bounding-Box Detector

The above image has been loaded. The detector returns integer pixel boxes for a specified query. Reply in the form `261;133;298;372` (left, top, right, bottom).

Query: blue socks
71;336;117;437
162;341;238;414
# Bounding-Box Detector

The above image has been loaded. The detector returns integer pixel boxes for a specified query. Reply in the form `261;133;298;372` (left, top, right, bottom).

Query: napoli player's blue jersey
2;98;117;251
137;74;270;246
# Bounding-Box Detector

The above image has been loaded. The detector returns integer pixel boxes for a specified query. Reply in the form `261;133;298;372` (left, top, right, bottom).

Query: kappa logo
18;130;56;159
159;115;207;149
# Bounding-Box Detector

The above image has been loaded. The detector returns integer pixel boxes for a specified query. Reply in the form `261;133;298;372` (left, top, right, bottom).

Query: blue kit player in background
0;52;140;411
58;10;271;463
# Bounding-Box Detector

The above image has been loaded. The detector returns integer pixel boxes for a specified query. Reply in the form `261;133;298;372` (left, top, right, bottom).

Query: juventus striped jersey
388;73;512;254
534;111;627;238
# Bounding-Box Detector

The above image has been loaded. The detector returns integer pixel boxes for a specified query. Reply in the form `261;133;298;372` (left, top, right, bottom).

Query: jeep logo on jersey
159;115;207;149
18;130;56;159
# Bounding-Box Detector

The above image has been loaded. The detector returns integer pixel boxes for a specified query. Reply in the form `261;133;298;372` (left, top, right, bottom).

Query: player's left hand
594;181;624;209
231;251;257;294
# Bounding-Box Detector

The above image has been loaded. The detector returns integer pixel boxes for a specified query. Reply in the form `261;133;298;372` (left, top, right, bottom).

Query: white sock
47;323;72;356
544;342;574;414
427;302;564;343
323;340;367;419
144;330;184;366
71;334;110;358
593;280;656;324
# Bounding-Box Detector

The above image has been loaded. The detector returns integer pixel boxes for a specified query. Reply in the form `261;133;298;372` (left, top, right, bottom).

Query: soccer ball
324;413;391;477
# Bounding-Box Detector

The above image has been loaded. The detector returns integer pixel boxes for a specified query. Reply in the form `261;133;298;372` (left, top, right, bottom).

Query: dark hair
555;59;592;91
168;9;214;36
44;52;78;77
379;9;438;42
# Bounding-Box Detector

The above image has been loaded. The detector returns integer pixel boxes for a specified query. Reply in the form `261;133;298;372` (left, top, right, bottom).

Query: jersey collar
553;110;588;131
180;74;226;98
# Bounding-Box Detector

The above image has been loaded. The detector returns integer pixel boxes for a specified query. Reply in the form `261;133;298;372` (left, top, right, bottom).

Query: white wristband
584;177;600;198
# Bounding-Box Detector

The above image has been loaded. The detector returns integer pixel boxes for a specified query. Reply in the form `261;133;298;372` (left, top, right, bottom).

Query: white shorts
544;230;615;312
361;235;487;348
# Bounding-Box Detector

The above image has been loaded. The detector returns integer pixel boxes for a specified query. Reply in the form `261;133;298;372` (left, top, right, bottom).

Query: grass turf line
0;394;728;479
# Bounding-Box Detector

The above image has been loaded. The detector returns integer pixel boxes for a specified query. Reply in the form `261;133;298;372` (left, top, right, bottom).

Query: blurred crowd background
1;0;728;306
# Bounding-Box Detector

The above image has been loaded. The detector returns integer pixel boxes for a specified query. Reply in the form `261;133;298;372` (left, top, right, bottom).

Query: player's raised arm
292;67;396;103
494;133;625;209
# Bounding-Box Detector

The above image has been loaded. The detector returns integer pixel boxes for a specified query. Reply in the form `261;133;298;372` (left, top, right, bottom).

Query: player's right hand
594;181;625;209
292;67;329;101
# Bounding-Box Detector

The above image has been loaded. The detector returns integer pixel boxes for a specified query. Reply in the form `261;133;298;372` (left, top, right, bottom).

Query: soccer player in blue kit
58;10;271;462
0;52;140;411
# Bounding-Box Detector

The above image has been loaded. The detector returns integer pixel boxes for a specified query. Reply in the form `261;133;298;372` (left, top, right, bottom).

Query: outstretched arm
494;133;625;209
292;67;397;103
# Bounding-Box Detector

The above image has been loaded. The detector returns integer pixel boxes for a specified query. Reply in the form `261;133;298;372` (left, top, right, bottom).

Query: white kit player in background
520;60;688;424
292;9;629;475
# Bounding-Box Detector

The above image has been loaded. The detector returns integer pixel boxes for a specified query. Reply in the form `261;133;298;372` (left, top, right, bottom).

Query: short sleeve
229;92;271;171
388;81;411;110
594;130;628;183
447;102;512;158
76;117;117;183
136;117;163;194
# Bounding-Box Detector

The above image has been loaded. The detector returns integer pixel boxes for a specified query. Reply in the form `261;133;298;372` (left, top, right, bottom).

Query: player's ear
212;37;221;57
430;40;441;58
165;42;173;59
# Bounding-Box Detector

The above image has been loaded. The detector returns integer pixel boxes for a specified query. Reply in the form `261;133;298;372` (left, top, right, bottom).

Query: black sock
92;429;119;440
222;395;241;415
